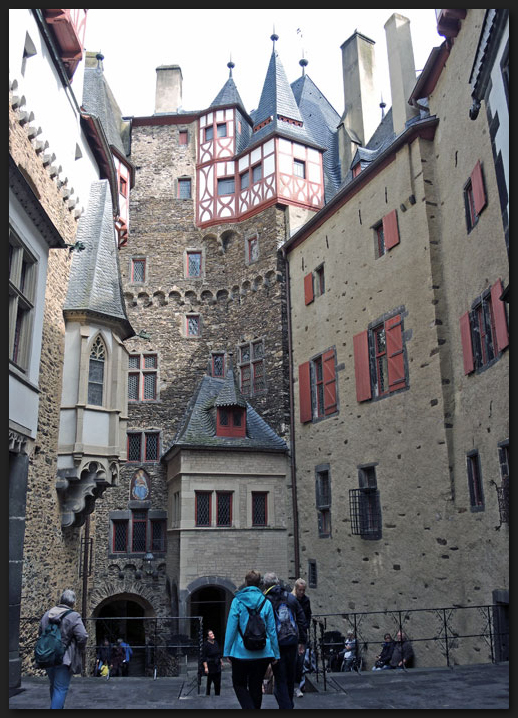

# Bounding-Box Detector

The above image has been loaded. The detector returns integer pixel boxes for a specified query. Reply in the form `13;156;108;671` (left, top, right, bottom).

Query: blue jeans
46;665;72;709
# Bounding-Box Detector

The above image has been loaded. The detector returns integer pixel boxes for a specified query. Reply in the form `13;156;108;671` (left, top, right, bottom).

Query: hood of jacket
47;604;73;621
234;585;266;610
264;584;285;602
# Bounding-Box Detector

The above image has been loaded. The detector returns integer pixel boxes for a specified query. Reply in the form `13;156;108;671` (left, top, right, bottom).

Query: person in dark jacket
201;629;224;695
389;631;414;669
372;633;395;670
224;570;280;710
263;572;307;710
95;638;112;676
291;578;312;696
39;589;88;709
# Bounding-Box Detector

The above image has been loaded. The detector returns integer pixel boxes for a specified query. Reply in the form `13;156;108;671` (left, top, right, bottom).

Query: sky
83;9;443;119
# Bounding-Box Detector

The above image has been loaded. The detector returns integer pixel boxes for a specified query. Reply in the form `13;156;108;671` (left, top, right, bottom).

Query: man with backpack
263;572;307;710
223;570;280;709
37;589;88;709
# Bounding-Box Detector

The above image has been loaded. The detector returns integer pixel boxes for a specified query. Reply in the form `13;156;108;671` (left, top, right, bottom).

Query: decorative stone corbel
56;460;119;528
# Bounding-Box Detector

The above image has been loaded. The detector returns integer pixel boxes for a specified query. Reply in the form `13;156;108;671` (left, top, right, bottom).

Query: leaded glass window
88;336;106;405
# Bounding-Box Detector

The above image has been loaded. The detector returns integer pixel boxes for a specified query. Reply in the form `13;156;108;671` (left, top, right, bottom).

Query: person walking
38;589;88;709
119;638;133;676
223;569;280;709
95;638;112;676
291;578;312;697
201;629;224;695
263;572;307;710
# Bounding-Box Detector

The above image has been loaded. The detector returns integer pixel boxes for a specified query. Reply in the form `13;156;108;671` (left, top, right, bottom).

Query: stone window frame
109;507;167;557
9;226;37;372
128;352;159;403
315;463;331;538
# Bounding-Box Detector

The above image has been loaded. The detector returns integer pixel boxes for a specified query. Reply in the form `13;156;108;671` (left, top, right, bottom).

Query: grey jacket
39;604;88;674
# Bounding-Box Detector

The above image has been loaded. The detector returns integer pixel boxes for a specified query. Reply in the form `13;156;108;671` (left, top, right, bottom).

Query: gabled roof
64;179;134;339
162;363;287;458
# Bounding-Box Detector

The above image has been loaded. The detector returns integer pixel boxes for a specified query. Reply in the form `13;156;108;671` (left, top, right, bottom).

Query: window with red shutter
299;361;312;423
460;312;475;374
353;331;372;402
323;350;337;415
385;315;406;390
304;272;314;305
383;209;400;250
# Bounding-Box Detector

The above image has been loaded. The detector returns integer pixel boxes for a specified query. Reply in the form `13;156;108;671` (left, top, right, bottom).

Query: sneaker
295;689;303;698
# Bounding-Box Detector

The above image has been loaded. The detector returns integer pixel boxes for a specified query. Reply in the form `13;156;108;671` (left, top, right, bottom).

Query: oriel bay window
299;347;338;423
353;312;407;402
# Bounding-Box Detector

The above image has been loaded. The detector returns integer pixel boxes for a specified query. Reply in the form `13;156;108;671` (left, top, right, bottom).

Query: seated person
372;633;395;670
389;630;414;669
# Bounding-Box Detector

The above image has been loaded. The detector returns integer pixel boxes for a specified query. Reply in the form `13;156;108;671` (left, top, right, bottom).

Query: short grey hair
60;589;76;607
262;572;279;589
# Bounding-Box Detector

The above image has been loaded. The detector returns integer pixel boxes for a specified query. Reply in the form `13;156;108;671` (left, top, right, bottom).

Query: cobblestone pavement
9;662;509;710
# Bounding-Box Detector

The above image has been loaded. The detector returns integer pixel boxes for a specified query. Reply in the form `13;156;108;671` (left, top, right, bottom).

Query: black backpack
238;597;268;651
34;609;73;668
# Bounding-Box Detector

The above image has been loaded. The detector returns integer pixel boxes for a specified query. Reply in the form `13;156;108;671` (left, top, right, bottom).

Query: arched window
88;336;106;405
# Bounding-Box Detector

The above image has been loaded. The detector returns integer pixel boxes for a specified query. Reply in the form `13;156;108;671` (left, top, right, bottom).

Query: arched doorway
189;586;230;646
95;598;148;675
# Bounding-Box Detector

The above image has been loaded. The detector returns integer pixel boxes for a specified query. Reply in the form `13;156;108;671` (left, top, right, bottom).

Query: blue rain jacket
223;586;280;660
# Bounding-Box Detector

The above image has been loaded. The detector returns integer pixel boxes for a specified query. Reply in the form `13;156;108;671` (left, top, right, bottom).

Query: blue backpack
34;609;73;668
273;592;298;646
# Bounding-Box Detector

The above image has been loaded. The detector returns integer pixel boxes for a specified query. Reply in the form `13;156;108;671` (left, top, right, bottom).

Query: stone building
284;9;508;666
9;10;133;689
10;8;508;682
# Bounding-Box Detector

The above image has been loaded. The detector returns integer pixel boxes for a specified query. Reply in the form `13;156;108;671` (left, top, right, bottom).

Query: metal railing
20;615;204;692
308;604;509;690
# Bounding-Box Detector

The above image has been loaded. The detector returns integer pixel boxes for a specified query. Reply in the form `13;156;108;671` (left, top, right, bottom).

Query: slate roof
64;179;134;339
163;363;287;457
291;73;343;201
82;63;130;156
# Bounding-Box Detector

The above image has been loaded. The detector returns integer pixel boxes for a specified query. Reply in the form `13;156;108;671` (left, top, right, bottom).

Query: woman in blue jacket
224;570;280;709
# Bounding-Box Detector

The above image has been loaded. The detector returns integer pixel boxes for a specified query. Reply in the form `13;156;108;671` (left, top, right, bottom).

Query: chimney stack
155;65;183;114
338;31;380;179
384;14;420;134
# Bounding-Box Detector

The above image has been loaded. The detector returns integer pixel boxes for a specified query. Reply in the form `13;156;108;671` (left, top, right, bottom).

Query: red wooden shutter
304;272;314;305
299;361;312;423
459;312;475;374
323;349;337;415
471;160;487;216
353;331;372;402
491;279;509;353
383;209;400;250
386;315;406;391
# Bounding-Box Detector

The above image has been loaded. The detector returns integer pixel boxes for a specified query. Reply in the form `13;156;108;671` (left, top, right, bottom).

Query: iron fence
308;604;509;690
19;615;204;690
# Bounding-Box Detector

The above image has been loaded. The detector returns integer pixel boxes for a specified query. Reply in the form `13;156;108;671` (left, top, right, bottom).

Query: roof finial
380;93;386;119
299;49;308;76
227;54;235;78
271;26;279;49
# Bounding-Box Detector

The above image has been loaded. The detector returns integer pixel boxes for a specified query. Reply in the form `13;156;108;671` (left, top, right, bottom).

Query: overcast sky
83;9;442;118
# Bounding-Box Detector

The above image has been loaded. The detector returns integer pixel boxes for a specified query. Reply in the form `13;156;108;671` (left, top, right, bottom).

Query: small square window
252;164;262;183
252;492;267;526
467;452;485;511
205;126;214;141
308;560;317;588
186;251;202;277
240;171;250;190
187;315;200;336
131;258;146;283
179;130;188;145
217;123;227;138
294;159;306;179
217;177;235;195
247;236;259;263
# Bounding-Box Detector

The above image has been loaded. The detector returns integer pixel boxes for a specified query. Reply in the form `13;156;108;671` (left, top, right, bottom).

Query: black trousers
272;644;298;709
230;657;270;709
206;671;221;695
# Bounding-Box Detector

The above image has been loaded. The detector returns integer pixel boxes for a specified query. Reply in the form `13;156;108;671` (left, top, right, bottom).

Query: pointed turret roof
211;60;247;114
64;179;134;339
213;355;247;408
248;34;323;150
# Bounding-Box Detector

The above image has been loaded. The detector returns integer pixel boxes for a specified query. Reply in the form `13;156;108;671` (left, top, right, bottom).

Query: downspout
282;247;300;578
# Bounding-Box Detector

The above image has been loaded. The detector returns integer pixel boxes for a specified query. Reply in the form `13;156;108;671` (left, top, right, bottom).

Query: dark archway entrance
96;599;146;675
189;586;229;646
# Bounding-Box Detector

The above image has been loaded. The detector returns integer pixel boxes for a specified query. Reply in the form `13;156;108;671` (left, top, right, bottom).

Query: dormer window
216;406;246;437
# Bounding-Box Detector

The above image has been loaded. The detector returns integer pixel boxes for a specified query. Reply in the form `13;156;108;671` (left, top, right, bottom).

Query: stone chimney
384;14;420;134
155;64;183;113
338;31;380;179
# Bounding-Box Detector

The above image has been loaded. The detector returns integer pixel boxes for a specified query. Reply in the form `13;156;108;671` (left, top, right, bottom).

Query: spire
210;57;246;112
